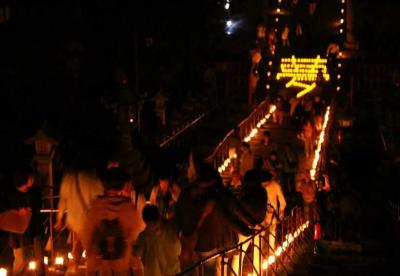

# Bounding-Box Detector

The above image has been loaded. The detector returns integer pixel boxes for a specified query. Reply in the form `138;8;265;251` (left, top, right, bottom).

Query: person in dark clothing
175;163;256;275
1;166;39;275
239;170;268;225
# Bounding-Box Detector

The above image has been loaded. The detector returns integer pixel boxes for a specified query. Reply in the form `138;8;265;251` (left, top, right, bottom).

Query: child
133;205;181;276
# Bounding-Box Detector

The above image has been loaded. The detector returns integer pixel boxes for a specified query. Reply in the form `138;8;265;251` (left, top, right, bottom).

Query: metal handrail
206;99;270;168
160;110;210;147
177;206;311;276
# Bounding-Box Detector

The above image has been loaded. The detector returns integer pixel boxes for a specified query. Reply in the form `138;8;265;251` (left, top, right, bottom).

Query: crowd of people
0;94;328;275
0;1;339;274
0;155;310;276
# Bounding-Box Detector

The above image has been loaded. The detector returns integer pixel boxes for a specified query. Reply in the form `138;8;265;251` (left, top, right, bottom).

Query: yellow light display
276;55;330;98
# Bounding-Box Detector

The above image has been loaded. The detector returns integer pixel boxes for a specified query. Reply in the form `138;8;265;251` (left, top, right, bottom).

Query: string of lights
217;105;277;174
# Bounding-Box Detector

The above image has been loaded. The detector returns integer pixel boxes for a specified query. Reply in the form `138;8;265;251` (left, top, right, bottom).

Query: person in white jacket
54;168;103;274
261;170;286;251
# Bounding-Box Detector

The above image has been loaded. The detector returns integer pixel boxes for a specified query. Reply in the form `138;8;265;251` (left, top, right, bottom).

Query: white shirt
57;171;104;234
263;180;286;213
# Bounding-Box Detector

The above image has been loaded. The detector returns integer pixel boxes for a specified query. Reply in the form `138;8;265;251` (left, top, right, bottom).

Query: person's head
243;169;261;189
240;142;251;153
269;151;278;161
101;167;131;194
231;170;241;184
260;170;273;186
262;131;271;143
142;204;160;228
282;25;290;39
257;23;266;39
157;170;171;193
14;166;36;192
284;142;292;151
197;162;219;188
107;159;120;169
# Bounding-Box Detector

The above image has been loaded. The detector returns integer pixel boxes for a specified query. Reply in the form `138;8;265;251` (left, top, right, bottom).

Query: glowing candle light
55;256;64;266
28;261;36;271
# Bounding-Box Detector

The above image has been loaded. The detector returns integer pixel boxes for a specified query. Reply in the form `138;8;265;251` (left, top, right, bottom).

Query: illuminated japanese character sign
276;55;330;98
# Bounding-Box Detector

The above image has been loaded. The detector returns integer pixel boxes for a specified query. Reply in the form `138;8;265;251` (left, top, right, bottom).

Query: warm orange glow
218;105;276;174
277;56;330;98
55;256;64;266
0;268;7;276
44;257;49;265
268;255;276;265
275;246;283;256
310;107;331;180
28;261;36;270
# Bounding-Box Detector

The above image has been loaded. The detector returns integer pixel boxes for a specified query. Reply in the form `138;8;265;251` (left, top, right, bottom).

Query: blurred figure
239;142;255;177
280;24;291;56
261;171;286;251
82;167;143;275
312;95;324;132
133;205;181;276
228;126;242;171
107;159;146;230
273;96;285;125
267;28;277;56
281;142;298;194
258;130;278;161
248;49;261;106
54;163;104;274
263;151;283;180
176;163;256;275
2;166;36;275
149;172;181;220
228;170;243;198
300;120;315;159
296;171;317;222
151;90;169;127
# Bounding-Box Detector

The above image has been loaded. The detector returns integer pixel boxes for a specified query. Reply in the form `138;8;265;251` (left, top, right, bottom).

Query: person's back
239;142;254;177
84;196;139;272
57;171;104;235
82;168;142;275
134;205;181;276
239;170;268;225
55;169;104;273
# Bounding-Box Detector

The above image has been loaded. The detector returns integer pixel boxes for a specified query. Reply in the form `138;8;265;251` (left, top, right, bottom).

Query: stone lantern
25;128;58;176
25;126;58;259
